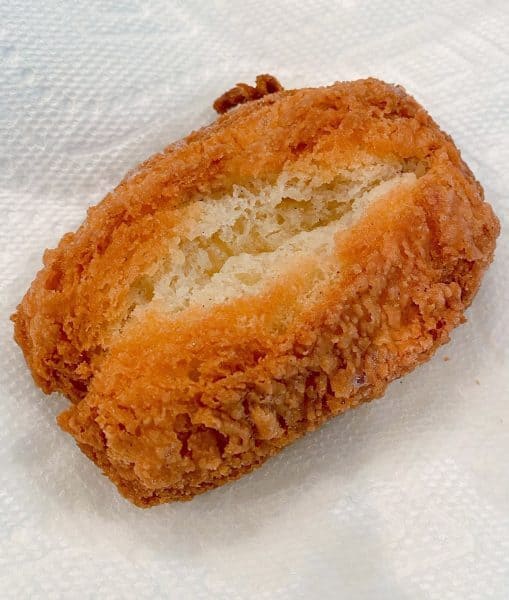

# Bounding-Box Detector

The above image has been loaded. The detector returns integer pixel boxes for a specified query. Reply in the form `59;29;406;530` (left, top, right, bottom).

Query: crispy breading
12;77;499;506
213;73;283;113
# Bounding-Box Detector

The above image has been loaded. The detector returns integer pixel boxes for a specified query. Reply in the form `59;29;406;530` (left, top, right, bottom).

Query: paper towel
1;0;508;598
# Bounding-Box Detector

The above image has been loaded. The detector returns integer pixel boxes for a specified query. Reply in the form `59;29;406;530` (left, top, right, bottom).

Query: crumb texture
133;162;412;316
12;77;499;506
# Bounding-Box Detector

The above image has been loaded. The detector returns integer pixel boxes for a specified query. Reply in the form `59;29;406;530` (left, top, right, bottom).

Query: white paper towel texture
1;1;508;598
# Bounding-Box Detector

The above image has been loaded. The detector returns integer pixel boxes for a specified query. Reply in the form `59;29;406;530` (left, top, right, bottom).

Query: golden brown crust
12;77;499;506
213;73;283;113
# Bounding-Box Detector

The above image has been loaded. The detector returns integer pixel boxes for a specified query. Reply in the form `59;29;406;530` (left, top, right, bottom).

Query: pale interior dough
128;159;418;316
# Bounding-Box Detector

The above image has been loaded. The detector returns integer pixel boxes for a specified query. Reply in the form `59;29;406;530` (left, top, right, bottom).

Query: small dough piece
12;77;499;506
213;73;283;113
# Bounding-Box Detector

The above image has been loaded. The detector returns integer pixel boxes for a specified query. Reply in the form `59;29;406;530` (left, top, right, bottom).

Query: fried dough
12;77;499;506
